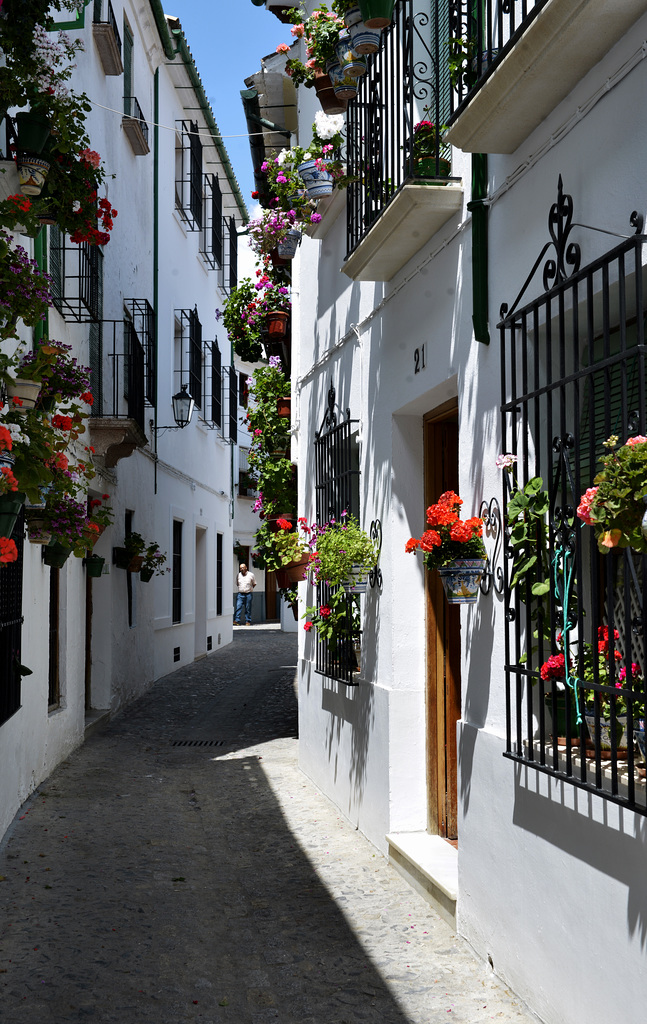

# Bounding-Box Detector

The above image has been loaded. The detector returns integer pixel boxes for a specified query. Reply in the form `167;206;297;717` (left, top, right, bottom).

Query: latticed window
313;382;361;685
175;120;203;230
49;226;101;323
227;216;238;292
175;307;203;411
200;173;223;270
500;179;647;813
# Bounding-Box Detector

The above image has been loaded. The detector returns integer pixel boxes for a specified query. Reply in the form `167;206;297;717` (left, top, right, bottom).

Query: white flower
72;200;81;213
495;453;517;470
313;110;345;141
276;149;291;166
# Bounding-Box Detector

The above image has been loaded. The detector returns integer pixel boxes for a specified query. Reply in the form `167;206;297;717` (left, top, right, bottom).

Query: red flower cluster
319;606;331;618
540;653;566;681
52;414;73;431
276;518;293;530
0;537;18;563
6;193;31;214
0;467;18;492
406;490;486;570
598;625;622;660
425;491;463;527
303;621;313;632
449;518;483;543
80;391;94;405
0;425;12;452
69;194;118;246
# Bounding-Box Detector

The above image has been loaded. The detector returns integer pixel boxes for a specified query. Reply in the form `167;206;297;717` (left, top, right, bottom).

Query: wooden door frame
424;400;460;839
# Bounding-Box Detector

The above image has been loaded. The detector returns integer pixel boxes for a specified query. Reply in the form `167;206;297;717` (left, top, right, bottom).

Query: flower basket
15;110;51;155
27;516;51;545
268;312;290;338
84;554;105;578
0;492;25;538
18;156;50;197
43;540;72;568
277;228;301;259
6;378;42;410
277;396;291;418
313;68;347;115
113;547;145;572
140;566;154;583
437;558;486;605
275;553;311;589
298;159;335;200
358;0;395;28
342;564;370;594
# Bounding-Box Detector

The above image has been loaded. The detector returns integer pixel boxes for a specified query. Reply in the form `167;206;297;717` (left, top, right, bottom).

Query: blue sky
167;2;294;211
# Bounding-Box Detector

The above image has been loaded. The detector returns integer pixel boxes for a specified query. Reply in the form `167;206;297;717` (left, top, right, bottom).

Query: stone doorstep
386;831;458;929
84;709;111;739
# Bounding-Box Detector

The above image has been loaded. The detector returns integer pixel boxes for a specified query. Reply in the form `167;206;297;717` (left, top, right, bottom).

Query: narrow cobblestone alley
1;627;538;1024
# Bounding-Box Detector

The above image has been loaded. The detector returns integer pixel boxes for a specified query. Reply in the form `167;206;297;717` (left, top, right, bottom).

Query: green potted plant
310;513;378;591
140;544;169;583
577;434;647;554
411;117;450;180
406;491;486;604
221;278;266;362
113;532;147;572
272;518;314;587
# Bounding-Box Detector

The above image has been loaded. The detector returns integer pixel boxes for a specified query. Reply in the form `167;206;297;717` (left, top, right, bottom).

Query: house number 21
414;344;426;374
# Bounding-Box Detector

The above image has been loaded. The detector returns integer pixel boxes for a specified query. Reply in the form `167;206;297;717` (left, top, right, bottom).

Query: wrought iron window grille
499;176;647;814
91;315;154;433
238;447;257;498
346;0;456;258
200;173;223;270
93;0;122;56
174;307;203;411
175;120;203;231
478;497;504;596
313;381;363;685
196;341;237;444
223;216;238;293
447;0;548;121
0;508;24;728
49;226;102;323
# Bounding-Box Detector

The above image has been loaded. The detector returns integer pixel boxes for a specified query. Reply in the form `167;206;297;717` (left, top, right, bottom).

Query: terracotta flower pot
358;0;395;29
113;547;145;572
313;67;347;115
267;311;289;337
275;553;311;589
277;396;291;418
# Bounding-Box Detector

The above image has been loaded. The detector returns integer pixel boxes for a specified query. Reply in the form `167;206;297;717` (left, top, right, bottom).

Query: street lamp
153;385;195;435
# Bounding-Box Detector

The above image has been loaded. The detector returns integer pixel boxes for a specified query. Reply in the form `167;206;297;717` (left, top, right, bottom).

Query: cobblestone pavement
0;625;539;1024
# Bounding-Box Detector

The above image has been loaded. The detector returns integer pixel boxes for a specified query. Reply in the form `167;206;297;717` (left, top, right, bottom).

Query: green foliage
222;278;265;362
506;476;550;594
583;436;647;555
304;586;360;644
309;515;378;587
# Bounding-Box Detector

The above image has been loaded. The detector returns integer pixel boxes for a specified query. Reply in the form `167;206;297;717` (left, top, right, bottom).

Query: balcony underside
90;417;148;468
342;183;463;282
444;0;647;154
92;22;123;76
306;187;346;241
122;117;149;156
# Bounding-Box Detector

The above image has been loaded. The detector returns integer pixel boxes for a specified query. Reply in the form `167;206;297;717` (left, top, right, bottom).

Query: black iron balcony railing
93;319;151;433
346;0;454;257
93;0;122;52
447;0;547;118
124;96;149;145
50;227;102;324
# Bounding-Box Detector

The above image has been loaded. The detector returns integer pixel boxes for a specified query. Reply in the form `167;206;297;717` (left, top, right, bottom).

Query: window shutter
211;343;222;428
123;22;133;115
49;225;63;312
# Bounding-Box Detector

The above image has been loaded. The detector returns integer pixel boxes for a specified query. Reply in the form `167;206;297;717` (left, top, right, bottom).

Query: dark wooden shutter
123;22;133;115
49;225;63;312
211;343;222;427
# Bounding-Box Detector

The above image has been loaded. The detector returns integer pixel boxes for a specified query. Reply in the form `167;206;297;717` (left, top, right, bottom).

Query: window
49;225;102;323
500;180;647;813
0;509;24;727
48;568;60;709
92;1;122;77
175;120;203;230
210;341;222;428
175;307;203;410
238;447;256;498
123;19;133;114
216;533;223;617
238;372;249;409
227;216;238;292
172;521;183;624
200;173;223;270
125;510;134;628
313;382;361;685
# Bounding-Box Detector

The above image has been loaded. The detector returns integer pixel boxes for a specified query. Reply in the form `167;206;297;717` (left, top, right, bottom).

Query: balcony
89;317;152;467
343;0;463;282
92;0;123;76
444;0;647;154
122;97;149;156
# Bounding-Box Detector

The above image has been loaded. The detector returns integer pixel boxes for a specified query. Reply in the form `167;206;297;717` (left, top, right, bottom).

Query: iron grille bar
0;509;24;727
91;318;151;429
500;183;647;814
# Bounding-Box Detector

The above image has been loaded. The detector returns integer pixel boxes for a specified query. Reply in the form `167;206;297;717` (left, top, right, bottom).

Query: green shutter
48;225;63;312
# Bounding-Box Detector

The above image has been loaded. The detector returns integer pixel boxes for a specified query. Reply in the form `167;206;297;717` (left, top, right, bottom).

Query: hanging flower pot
43;540;72;568
277;396;291;418
15;110;51;155
275;553;311;589
140;566;155;583
358;0;395;29
27;516;51;545
0;491;25;538
17;156;50;197
277;228;301;259
84;554;105;578
0;450;14;471
585;714;629;752
297;159;334;200
437;558;486;605
335;29;367;77
345;5;382;53
113;547;145;572
287;189;309;208
6;378;41;410
267;311;290;337
270;248;290;269
313;67;347;115
342;564;370;594
327;61;359;101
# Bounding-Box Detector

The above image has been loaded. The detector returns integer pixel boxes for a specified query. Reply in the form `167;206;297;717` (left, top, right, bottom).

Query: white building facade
254;1;647;1022
0;0;247;843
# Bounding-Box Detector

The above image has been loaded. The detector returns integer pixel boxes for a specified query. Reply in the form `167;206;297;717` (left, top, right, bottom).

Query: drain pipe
467;153;490;345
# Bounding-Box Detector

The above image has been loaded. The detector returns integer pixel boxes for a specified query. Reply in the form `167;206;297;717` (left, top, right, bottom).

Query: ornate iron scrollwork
369;519;382;589
315;379;350;440
479;497;504;595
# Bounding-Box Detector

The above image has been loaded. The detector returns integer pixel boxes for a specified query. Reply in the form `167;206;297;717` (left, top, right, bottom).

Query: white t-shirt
237;571;256;594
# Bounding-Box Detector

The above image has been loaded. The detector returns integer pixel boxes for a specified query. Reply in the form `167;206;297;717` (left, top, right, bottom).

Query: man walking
235;563;256;625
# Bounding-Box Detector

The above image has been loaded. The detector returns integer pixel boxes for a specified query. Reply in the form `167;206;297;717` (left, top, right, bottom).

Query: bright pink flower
625;435;647;446
576;486;598;525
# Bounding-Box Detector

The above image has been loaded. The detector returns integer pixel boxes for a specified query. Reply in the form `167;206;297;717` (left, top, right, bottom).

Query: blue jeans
235;592;253;624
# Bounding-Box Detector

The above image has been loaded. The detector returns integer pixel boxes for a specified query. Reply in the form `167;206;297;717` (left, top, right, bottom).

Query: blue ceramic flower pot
297;159;334;200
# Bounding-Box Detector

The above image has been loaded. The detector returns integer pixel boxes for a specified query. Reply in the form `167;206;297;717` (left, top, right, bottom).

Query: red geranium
0;537;18;563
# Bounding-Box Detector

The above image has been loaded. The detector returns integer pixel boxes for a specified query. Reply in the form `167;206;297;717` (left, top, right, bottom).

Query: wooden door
424;405;460;840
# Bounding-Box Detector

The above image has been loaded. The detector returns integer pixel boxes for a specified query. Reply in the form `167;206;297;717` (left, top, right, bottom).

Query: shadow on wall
512;769;647;950
322;674;375;813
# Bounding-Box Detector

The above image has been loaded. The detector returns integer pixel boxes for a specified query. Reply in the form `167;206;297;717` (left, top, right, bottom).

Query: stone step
386;831;458;929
